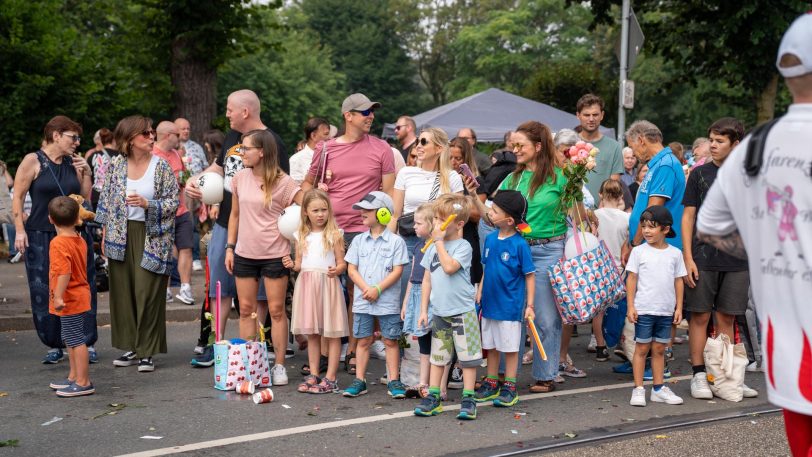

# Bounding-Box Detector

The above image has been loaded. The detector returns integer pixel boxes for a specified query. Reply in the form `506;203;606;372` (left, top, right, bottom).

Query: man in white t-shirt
697;13;812;455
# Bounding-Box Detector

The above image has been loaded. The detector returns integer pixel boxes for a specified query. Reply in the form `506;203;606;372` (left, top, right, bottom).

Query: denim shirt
345;229;409;315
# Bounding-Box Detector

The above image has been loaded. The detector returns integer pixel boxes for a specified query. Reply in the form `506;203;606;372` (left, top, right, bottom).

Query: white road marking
117;375;692;457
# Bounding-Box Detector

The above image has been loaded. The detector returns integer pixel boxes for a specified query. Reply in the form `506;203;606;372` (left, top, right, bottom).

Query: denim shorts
634;314;673;344
353;313;403;340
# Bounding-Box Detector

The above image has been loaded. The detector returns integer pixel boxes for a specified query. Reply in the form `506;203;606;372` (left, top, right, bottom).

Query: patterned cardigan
95;155;179;275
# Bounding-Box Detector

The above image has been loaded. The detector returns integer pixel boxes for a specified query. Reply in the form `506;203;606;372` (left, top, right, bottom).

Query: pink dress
290;232;348;337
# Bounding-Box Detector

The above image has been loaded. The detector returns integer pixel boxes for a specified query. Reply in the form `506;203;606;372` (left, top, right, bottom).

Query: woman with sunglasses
12;115;98;364
95;115;179;372
389;127;464;296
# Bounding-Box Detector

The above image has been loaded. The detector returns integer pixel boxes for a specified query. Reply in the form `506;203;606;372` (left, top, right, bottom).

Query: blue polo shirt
345;229;410;315
480;232;535;321
629;146;685;250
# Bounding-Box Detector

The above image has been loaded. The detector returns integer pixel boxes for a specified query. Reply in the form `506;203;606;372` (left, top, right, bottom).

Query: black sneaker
113;351;138;367
138;358;154;372
596;346;610;362
448;366;463;389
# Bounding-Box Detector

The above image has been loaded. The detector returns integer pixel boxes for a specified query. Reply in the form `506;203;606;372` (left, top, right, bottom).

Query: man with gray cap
697;12;812;455
301;93;396;374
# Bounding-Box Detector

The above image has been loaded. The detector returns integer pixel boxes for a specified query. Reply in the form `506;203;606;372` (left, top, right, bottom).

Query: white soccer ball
197;172;224;205
564;231;600;259
278;204;301;241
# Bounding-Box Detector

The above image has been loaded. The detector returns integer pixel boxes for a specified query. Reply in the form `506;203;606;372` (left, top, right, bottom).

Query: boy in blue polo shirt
474;191;535;407
344;191;410;399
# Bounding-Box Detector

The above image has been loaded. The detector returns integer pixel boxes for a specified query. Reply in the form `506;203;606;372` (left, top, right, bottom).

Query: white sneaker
746;361;763;372
651;386;683;405
630;386;646;406
691;372;713;399
742;384;759;398
587;334;597;353
176;283;195;305
370;340;387;360
166;289;174;303
192;260;203;271
8;252;22;264
271;364;288;385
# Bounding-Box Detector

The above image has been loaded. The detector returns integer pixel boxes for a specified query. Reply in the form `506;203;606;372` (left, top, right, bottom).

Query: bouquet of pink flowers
561;141;598;205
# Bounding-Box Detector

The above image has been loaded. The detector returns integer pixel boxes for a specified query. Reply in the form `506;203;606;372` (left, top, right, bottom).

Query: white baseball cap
776;12;812;78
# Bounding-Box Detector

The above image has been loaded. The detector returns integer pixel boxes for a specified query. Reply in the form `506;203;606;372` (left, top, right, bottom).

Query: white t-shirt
391;147;406;175
297;231;336;270
595;207;629;267
394;166;463;214
289;144;315;184
125;155;158;221
625;243;687;316
697;103;812;415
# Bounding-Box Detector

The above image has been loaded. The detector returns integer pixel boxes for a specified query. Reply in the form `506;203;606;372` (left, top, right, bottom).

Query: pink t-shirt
232;169;300;259
307;135;395;233
152;146;188;216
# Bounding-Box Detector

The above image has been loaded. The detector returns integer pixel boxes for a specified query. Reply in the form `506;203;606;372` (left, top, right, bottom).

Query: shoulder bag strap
744;117;781;177
315;141;329;186
37;150;67;196
429;171;441;200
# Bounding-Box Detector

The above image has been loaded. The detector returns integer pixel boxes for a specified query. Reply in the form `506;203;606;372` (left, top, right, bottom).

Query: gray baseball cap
352;191;394;214
341;93;381;113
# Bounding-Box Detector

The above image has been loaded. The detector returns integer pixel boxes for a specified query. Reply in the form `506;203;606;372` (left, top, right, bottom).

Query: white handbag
703;333;748;402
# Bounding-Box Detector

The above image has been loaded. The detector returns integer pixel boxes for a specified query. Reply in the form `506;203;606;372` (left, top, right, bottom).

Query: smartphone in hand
458;163;477;182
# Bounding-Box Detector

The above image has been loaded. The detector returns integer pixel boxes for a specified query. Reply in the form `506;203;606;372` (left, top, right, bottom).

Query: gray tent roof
382;87;614;143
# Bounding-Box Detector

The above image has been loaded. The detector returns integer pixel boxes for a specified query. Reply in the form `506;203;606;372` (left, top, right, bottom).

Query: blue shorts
208;223;266;300
353;313;403;340
634;314;672;344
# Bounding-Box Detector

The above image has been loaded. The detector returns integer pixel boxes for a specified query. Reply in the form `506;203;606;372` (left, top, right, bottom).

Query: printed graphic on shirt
223;143;244;193
766;183;802;258
430;253;441;272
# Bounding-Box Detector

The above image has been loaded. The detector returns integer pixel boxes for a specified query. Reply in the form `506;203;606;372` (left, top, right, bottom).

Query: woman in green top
466;120;566;393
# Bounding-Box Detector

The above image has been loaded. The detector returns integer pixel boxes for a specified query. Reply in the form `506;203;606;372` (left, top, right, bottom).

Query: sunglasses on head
352;108;374;117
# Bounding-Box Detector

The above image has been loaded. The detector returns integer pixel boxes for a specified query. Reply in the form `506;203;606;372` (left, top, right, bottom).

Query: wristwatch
225;243;236;250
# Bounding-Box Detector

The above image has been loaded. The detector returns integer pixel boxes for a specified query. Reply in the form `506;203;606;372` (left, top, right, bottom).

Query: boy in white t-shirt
625;206;687;407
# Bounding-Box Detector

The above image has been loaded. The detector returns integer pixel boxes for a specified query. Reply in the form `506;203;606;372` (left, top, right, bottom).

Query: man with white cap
697;12;812;456
301;93;396;376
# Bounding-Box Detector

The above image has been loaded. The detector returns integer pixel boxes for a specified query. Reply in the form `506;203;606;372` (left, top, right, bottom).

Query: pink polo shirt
307;135;395;233
152;146;188;216
231;169;300;259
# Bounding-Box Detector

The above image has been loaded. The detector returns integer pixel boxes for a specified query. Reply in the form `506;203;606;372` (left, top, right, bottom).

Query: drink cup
236;381;255;395
253;389;274;404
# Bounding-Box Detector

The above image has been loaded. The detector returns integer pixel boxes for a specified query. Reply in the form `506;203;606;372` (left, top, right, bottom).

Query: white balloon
564;231;600;259
278;204;301;241
197;172;224;205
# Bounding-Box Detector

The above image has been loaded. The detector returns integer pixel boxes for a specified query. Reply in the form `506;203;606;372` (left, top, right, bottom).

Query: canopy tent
382;88;615;143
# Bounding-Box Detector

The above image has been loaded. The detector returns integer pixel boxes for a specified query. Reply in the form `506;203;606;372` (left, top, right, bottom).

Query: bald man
184;89;289;367
153;121;196;306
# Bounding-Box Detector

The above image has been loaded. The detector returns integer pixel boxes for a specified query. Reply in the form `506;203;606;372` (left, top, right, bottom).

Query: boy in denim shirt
414;194;483;420
344;191;410;398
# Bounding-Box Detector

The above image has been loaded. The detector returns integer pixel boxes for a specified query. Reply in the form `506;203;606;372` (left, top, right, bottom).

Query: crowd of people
3;12;810;453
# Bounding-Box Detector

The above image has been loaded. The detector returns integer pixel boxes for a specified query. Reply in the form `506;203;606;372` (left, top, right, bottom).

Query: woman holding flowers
464;120;569;393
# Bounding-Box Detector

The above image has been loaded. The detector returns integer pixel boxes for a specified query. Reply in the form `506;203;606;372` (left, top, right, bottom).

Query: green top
499;168;568;239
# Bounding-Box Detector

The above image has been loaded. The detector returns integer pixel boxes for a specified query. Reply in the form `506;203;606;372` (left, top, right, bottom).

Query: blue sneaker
42;349;64;364
56;382;95;397
643;365;672;381
474;379;500;402
342;378;368;397
49;378;72;390
414;394;442;416
387;379;407;399
456;396;477;420
190;346;214;368
88;347;99;364
612;361;633;374
493;387;519;407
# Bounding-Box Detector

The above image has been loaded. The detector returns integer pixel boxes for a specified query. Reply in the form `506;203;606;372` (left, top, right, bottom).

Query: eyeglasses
140;129;155;138
352;108;375;117
61;133;81;143
240;145;261;152
419;138;431;146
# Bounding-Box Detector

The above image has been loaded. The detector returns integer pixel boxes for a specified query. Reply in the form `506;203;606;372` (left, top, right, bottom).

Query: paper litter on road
282;404;291;409
510;430;518;434
140;436;163;440
41;417;62;426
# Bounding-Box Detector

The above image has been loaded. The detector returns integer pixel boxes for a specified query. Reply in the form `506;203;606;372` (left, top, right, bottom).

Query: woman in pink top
225;129;302;384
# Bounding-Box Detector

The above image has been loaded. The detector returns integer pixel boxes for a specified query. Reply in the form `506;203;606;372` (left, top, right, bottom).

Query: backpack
744;118;781;177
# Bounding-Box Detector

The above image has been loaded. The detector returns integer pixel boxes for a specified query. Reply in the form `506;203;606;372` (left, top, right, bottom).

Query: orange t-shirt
49;234;91;316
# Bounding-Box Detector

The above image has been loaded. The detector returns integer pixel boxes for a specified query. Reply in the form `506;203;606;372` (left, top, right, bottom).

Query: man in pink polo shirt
302;93;395;373
153;120;195;305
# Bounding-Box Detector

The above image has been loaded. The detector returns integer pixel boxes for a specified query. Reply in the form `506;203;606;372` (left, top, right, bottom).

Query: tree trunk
755;73;779;125
171;36;216;143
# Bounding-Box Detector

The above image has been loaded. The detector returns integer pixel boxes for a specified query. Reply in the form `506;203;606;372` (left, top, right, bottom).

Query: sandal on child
344;352;357;375
522;349;534;365
297;375;320;393
307;377;338;394
301;363;311;376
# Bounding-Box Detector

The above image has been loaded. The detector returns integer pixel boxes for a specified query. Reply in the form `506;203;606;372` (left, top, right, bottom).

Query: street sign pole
618;0;630;144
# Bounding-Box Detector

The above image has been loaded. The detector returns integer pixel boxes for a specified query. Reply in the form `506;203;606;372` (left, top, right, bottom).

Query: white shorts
480;318;522;353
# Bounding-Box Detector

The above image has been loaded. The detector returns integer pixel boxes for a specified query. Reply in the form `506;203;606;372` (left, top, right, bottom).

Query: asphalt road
0;321;784;457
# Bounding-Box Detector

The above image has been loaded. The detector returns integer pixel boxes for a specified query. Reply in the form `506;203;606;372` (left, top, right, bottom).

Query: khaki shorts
430;310;483;368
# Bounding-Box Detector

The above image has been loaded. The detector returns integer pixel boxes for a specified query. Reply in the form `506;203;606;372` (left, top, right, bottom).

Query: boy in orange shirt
47;196;94;397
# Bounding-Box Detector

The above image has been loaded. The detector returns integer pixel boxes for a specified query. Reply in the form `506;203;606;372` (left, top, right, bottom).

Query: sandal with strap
297;374;320;393
307;377;338;394
344;352;357;375
529;380;556;393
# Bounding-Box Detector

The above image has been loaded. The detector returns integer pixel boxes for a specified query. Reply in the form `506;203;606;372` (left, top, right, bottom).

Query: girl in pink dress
284;189;348;394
